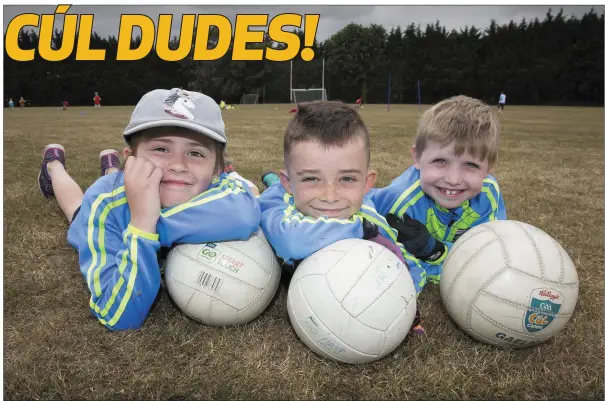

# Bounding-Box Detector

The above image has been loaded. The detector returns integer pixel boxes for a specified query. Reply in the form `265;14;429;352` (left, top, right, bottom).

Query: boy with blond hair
370;95;506;287
259;101;427;297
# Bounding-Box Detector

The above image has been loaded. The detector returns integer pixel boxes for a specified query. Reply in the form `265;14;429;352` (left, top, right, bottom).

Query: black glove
362;218;379;240
386;213;445;262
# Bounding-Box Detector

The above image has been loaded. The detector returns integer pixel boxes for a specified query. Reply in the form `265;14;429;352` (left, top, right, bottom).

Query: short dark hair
284;101;370;164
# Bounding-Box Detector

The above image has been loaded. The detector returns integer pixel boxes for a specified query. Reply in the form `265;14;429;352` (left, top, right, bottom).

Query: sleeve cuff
127;224;159;241
427;244;448;265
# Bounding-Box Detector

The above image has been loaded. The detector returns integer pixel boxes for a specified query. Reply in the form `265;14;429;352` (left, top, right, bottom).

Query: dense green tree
4;8;603;106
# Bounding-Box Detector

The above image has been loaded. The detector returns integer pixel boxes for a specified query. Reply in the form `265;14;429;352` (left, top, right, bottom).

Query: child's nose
321;183;339;202
444;167;463;185
167;153;187;173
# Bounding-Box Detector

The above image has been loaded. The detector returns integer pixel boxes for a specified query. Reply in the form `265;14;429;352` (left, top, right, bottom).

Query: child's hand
124;156;163;233
362;218;379;240
386;214;445;262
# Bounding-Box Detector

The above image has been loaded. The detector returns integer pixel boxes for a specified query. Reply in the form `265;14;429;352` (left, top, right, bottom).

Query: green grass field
4;104;604;400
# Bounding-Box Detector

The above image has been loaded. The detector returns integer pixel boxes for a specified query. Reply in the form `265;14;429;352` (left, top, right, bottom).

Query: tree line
3;7;603;107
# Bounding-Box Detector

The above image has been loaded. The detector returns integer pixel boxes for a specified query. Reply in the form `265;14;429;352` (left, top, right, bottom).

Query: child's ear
279;169;293;194
411;145;421;169
123;146;132;160
364;169;377;194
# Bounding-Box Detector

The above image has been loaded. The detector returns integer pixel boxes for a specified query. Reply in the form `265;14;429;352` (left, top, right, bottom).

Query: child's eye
465;162;480;169
189;151;205;158
341;176;356;183
152;147;168;153
301;177;318;183
432;158;447;164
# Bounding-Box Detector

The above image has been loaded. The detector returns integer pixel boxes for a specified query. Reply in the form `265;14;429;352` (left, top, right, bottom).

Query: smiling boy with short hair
370;95;506;286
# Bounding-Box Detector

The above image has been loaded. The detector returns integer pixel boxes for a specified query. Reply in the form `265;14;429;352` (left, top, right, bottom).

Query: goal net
240;93;259;104
291;88;327;103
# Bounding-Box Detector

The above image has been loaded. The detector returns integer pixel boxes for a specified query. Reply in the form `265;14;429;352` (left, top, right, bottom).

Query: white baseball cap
123;88;226;144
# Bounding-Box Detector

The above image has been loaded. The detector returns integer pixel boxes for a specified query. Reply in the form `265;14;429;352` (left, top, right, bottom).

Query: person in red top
62;100;69;111
93;92;101;108
355;96;363;109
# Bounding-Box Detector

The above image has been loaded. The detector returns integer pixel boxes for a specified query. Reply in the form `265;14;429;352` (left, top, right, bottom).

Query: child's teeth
445;190;459;195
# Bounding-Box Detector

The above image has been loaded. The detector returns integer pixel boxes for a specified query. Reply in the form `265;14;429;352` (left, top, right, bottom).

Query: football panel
190;294;238;326
512;222;579;284
440;241;508;327
326;240;390;302
339;246;407;316
292;247;349;282
233;263;282;324
287;278;380;364
357;268;417;332
164;271;196;314
296;275;388;358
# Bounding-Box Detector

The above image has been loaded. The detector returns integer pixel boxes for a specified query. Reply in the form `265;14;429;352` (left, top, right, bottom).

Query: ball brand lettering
201;248;218;258
216;254;244;273
317;338;345;354
539;302;552;311
522;288;563;333
495;332;540;347
198;243;219;261
539;289;560;301
527;313;549;326
302;316;321;337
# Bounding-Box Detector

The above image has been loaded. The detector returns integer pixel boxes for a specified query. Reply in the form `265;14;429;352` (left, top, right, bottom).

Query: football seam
445;236;499;309
554;241;566;284
467;267;507;328
503;266;579;286
514;221;546;280
318;250;349;275
464;223;512;328
332;244;385;310
168;275;238;311
445;227;491;262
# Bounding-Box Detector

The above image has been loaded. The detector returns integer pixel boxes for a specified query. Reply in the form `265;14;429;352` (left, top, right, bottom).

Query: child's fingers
138;158;157;179
149;166;164;185
124;155;136;173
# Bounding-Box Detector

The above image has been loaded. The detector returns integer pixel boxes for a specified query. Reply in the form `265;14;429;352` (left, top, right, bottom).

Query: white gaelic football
165;229;281;326
440;220;579;348
287;238;418;364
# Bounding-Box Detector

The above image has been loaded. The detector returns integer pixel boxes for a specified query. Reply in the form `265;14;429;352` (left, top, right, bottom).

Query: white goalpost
240;93;259;104
290;59;327;103
291;88;328;103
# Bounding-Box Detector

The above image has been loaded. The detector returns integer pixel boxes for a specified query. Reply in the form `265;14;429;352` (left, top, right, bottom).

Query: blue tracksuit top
67;172;261;331
369;165;506;284
259;182;427;294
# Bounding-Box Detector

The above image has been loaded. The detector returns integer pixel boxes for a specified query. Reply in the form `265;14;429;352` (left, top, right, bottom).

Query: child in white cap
37;88;261;331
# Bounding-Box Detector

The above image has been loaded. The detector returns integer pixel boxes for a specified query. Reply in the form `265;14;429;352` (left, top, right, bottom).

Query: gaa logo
523;288;563;333
197;243;220;261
